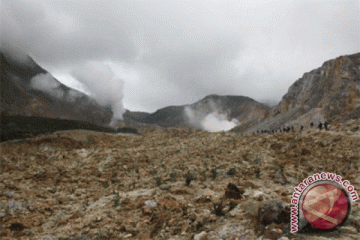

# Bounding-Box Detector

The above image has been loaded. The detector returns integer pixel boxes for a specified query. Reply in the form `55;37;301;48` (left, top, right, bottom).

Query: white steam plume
71;61;125;123
184;99;239;132
201;111;239;132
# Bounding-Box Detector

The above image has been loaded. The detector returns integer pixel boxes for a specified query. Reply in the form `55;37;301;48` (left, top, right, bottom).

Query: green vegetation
113;191;121;208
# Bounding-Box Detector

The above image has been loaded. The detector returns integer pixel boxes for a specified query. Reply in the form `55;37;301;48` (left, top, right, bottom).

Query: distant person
318;122;323;130
300;125;304;132
291;126;294;132
324;122;329;131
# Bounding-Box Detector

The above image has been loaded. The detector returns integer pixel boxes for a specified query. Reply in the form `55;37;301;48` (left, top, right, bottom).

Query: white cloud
30;73;65;99
201;111;239;132
184;99;240;132
2;0;359;112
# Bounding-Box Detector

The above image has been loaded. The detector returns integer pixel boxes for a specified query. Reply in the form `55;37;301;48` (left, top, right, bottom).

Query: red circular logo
302;183;349;229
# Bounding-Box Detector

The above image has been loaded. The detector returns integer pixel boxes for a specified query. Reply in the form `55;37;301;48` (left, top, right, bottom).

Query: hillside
231;53;360;133
0;52;113;126
0;119;359;239
123;95;270;129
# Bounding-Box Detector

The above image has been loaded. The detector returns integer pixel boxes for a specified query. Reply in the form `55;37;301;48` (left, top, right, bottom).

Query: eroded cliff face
232;53;360;133
274;53;360;121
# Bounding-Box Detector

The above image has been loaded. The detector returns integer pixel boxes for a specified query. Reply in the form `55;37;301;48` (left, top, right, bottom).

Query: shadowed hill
1;51;113;126
0;113;138;142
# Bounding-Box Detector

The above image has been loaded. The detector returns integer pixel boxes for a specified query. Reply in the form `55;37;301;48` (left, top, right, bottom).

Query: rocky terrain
1;119;359;239
232;53;360;133
1;48;359;239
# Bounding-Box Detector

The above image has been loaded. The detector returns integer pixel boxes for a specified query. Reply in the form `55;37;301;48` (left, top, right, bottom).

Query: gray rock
194;231;207;240
258;199;290;226
339;226;358;234
159;184;171;190
145;200;157;207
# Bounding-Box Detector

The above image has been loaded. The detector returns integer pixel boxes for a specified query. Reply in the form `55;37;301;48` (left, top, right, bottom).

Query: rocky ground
0;119;360;240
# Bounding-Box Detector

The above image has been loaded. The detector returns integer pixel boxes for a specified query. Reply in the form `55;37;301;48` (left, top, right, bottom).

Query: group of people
310;121;329;131
255;121;330;134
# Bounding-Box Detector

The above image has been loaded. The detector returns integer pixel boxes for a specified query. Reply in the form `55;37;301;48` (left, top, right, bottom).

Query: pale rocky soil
1;120;360;240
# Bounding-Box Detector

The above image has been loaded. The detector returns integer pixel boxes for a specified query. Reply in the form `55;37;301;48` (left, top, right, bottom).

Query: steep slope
187;94;270;128
0;51;113;126
231;52;360;133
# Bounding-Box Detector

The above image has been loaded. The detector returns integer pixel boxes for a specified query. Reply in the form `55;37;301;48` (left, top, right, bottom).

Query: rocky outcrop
275;53;360;120
232;53;360;133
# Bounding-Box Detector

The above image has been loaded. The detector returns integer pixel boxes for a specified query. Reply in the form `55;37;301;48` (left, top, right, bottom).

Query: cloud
71;61;125;121
0;0;136;68
30;73;65;99
2;0;359;113
0;46;35;67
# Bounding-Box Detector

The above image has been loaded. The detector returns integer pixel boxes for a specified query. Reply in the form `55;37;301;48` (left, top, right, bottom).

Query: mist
1;0;359;112
30;73;65;99
201;112;239;132
71;61;125;123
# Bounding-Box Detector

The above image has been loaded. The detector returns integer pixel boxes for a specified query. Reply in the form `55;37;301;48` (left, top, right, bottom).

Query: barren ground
1;120;360;240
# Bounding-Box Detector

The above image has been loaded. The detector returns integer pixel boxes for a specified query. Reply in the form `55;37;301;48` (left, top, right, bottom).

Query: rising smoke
71;61;125;124
184;99;239;132
201;111;239;132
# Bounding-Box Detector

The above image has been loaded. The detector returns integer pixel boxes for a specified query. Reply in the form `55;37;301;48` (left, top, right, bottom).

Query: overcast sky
1;0;359;113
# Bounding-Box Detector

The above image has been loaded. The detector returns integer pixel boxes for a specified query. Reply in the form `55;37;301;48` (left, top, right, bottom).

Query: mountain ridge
122;94;270;129
2;50;359;134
